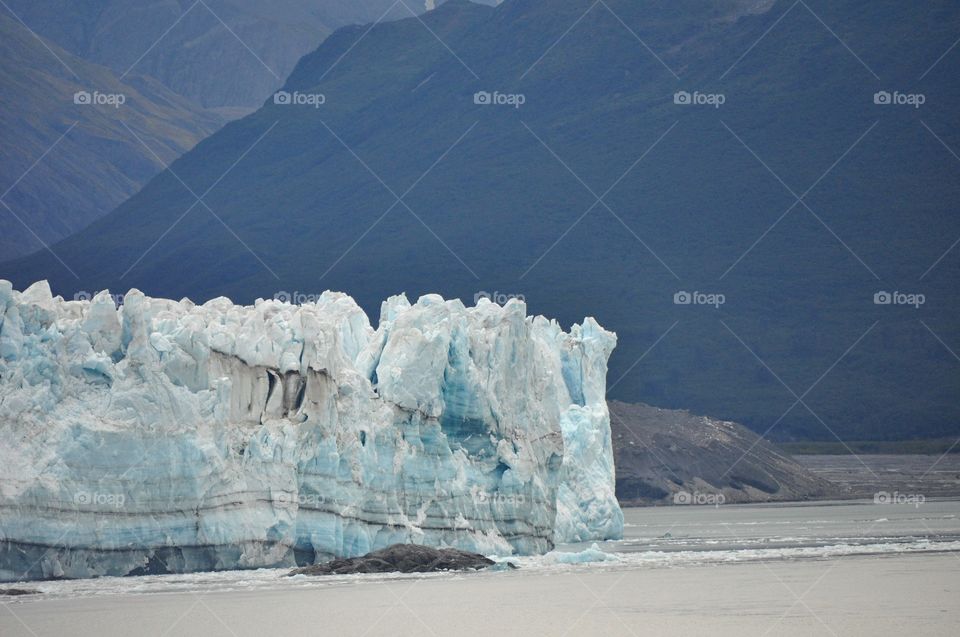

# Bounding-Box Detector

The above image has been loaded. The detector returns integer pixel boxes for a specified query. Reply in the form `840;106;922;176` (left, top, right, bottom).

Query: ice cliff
0;280;622;581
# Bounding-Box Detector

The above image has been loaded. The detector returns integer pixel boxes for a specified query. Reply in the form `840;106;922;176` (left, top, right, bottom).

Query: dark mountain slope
609;401;838;505
4;0;959;441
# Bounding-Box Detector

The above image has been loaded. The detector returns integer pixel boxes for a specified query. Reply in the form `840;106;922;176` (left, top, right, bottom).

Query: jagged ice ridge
0;280;622;581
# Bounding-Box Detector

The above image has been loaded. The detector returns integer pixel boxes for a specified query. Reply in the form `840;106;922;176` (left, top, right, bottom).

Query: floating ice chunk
545;543;620;565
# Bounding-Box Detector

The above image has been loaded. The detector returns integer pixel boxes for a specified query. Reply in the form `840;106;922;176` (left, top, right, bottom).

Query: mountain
3;0;498;111
4;0;960;442
609;401;837;505
0;1;499;261
0;13;223;261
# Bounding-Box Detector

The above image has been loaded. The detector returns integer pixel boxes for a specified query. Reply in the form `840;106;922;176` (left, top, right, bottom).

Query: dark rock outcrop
0;588;39;596
288;544;497;576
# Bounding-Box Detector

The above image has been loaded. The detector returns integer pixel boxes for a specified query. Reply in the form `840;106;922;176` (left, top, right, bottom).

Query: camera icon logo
673;91;691;105
73;90;92;105
873;91;891;105
673;290;692;305
73;290;92;301
673;491;692;504
474;91;492;105
273;291;291;303
873;291;892;305
873;491;891;504
273;91;292;105
73;491;91;505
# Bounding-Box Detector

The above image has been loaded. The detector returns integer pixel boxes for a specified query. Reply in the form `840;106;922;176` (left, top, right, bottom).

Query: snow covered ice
0;280;622;581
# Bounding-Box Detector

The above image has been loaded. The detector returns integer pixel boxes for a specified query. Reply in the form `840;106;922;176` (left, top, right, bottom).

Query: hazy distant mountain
2;0;496;111
4;0;959;442
0;13;223;261
1;0;453;260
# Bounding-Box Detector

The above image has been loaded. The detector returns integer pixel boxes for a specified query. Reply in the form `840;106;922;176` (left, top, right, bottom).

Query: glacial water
6;499;957;600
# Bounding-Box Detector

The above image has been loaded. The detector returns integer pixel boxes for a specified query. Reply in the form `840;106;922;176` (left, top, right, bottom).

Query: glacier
0;280;622;581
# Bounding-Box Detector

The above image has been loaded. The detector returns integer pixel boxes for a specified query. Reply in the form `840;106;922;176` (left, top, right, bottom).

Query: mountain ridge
3;0;959;442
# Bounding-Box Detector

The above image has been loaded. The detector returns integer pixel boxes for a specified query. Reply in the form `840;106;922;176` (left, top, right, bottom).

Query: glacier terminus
0;280;622;581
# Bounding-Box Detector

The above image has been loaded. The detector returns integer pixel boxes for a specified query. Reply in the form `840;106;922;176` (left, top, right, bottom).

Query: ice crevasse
0;280;622;581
